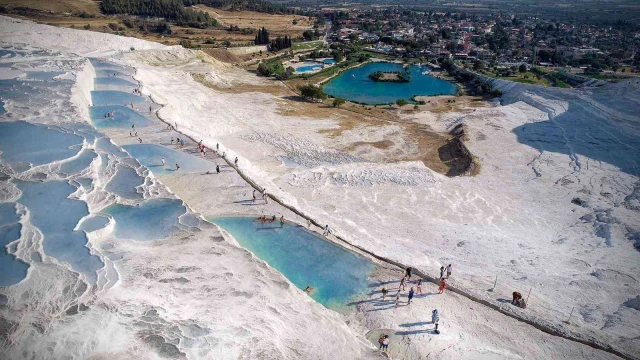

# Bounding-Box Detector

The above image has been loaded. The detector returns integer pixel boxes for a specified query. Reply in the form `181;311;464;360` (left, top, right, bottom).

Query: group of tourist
253;214;285;228
377;264;454;353
252;189;269;204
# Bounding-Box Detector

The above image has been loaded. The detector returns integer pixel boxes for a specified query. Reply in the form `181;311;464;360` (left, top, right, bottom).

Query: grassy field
195;5;313;31
0;2;317;51
481;70;550;86
579;73;635;81
292;40;324;50
0;0;99;14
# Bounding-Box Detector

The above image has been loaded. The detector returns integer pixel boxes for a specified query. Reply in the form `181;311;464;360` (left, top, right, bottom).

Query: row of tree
440;59;501;97
270;36;292;52
100;0;215;28
254;27;270;45
193;0;299;15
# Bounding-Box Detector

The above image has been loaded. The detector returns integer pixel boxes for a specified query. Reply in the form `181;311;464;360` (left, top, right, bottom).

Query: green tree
519;64;527;73
396;99;408;107
331;50;343;62
299;84;326;101
333;98;346;107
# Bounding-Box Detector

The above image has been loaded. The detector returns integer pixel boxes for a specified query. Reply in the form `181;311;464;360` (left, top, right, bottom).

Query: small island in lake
369;70;411;82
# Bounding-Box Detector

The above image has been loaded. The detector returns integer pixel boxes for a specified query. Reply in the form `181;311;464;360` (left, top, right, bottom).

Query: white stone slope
0;17;383;360
129;46;640;358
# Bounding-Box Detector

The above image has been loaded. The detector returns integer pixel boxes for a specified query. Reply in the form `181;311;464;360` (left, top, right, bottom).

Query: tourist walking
440;266;445;280
252;190;257;202
399;276;406;291
408;287;414;304
432;309;440;331
280;216;285;228
381;335;389;352
416;279;423;295
234;157;238;166
161;157;165;166
381;287;388;301
405;267;412;279
438;278;446;294
395;294;400;308
175;163;180;170
322;224;330;236
446;264;452;278
216;165;220;174
263;191;268;204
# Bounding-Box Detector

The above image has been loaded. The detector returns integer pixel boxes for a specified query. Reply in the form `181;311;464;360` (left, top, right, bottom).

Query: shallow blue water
77;215;110;233
91;90;146;106
94;69;133;78
0;121;83;166
0;203;29;286
95;77;137;88
322;59;336;64
16;180;103;283
23;71;65;81
212;217;374;309
103;199;186;241
0;99;5;115
60;149;97;175
122;144;212;175
105;165;144;199
324;62;457;104
89;105;151;128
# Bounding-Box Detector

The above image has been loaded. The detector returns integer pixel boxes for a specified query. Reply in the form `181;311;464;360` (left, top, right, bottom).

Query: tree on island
299;84;327;101
396;99;408;107
369;71;384;81
519;64;527;73
333;98;346;107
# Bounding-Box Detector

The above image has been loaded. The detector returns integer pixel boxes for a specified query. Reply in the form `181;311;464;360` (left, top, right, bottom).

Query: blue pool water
295;62;323;73
77;215;110;233
0;203;29;286
0;121;83;166
60;149;97;175
105;165;144;199
324;62;457;104
122;144;212;175
322;59;336;64
91;90;146;106
23;71;65;81
94;69;133;78
103;199;187;241
16;180;103;283
212;217;374;309
89;105;151;128
95;77;137;89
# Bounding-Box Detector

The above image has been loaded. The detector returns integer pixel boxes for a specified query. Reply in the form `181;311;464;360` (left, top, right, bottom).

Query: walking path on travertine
117;55;630;359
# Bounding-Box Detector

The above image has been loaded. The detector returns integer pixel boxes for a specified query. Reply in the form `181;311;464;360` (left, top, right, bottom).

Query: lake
323;62;457;104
